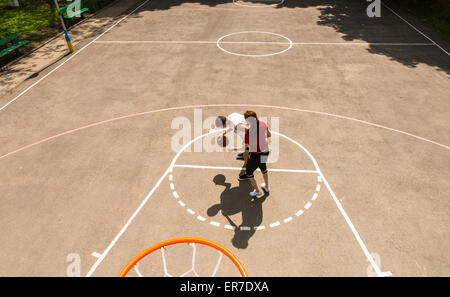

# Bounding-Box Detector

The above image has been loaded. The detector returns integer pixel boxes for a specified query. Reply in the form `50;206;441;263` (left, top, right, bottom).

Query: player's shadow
208;174;269;249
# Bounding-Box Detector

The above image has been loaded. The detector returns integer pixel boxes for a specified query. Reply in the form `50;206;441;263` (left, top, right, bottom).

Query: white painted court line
293;42;433;46
283;217;293;223
86;128;390;277
85;166;170;277
0;100;439;276
171;159;322;231
170;163;321;231
233;0;284;8
91;252;102;258
94;40;434;46
94;40;217;44
269;221;281;228
382;2;449;56
171;132;391;277
319;172;392;277
134;265;144;277
197;216;207;222
0;0;152;112
272;131;392;277
173;164;318;174
210;221;221;227
1;103;447;165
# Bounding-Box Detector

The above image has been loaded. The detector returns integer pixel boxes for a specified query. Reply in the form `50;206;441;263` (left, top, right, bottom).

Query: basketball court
0;0;449;277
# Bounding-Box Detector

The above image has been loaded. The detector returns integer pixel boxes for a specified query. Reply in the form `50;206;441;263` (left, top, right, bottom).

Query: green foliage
0;0;113;51
0;0;59;40
390;0;450;39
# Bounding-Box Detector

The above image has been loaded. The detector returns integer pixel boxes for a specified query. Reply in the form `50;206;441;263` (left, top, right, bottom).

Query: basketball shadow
208;174;269;249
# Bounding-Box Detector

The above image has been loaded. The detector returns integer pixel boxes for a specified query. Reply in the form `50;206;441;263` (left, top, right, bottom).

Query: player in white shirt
215;113;248;160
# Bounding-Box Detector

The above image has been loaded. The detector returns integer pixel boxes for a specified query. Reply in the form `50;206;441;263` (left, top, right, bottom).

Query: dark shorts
245;151;269;177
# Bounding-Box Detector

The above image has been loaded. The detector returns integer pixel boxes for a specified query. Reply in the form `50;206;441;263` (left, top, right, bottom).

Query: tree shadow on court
278;0;450;74
208;174;269;249
127;0;449;74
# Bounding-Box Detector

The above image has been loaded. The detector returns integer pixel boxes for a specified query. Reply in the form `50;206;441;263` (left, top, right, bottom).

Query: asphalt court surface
0;0;449;276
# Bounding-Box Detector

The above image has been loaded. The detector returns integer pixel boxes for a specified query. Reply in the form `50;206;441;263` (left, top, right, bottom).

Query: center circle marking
168;130;323;231
216;31;293;57
232;0;285;8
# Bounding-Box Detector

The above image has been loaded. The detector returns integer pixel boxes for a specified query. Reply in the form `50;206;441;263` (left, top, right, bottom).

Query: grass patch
0;0;60;43
0;0;112;67
0;0;61;66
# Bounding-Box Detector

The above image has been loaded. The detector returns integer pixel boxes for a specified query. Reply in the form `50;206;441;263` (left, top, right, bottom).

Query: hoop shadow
208;174;269;249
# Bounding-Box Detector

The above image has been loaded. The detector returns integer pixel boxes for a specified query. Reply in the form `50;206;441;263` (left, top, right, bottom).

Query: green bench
60;0;90;27
0;33;29;58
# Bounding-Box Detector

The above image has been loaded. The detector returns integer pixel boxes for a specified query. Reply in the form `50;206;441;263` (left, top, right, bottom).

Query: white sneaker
250;190;263;197
261;183;270;193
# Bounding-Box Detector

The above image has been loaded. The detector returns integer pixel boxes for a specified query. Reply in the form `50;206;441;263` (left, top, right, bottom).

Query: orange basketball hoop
119;237;248;277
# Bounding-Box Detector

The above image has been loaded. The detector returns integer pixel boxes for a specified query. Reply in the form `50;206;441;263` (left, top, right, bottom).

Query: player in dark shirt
238;111;271;198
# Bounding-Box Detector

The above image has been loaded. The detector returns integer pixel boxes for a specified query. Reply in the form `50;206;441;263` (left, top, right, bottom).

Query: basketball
217;135;228;147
